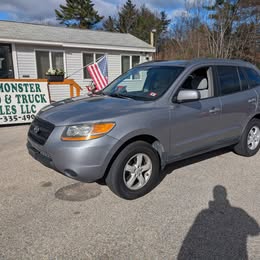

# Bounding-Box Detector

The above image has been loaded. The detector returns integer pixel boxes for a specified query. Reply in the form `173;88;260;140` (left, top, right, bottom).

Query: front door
169;66;223;160
170;98;222;159
0;44;14;79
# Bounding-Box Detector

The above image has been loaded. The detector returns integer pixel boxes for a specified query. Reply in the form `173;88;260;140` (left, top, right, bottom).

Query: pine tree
118;0;138;33
103;0;138;33
55;0;103;29
160;11;171;34
132;6;171;44
103;1;170;45
103;16;118;32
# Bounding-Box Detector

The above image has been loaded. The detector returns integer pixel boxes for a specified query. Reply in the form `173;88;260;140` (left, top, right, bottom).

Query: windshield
102;66;184;101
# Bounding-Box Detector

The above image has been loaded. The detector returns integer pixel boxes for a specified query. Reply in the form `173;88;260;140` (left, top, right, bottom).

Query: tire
105;141;160;200
234;118;260;157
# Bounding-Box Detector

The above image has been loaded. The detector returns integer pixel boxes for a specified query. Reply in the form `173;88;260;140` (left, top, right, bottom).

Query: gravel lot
0;125;259;259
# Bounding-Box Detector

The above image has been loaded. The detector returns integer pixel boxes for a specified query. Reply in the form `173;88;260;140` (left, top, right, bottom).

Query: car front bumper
27;126;119;182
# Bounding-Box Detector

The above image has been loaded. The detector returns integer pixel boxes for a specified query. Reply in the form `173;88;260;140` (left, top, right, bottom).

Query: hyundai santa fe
27;59;260;199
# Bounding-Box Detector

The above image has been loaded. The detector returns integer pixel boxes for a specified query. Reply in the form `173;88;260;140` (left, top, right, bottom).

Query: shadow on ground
162;147;232;177
177;185;260;259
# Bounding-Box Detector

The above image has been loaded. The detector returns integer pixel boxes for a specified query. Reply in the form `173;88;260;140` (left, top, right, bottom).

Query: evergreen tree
103;1;170;45
55;0;103;29
118;0;138;33
103;16;118;32
132;6;171;45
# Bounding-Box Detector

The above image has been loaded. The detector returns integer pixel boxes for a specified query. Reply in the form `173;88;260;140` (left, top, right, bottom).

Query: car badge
33;125;40;134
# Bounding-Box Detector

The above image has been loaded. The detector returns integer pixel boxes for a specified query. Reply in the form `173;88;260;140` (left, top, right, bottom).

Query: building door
0;44;14;79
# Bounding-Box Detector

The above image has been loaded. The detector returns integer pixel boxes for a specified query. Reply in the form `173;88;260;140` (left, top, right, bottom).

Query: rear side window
244;68;260;88
217;66;240;95
238;67;249;90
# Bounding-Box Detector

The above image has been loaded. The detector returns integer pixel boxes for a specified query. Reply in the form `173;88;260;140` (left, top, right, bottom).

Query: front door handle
209;107;221;113
248;98;257;103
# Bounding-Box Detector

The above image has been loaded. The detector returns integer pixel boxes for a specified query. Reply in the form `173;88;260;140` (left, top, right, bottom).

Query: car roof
139;58;256;69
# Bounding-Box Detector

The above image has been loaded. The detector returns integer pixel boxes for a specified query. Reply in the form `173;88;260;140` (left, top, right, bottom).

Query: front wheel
234;118;260;157
106;141;160;200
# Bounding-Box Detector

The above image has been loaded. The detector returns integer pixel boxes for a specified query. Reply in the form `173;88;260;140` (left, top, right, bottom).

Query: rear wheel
106;141;160;200
234;119;260;157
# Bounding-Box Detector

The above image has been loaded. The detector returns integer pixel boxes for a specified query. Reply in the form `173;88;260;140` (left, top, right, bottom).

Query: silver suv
27;59;260;199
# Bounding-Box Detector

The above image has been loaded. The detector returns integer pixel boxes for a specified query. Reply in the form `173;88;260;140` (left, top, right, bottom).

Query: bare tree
157;0;259;66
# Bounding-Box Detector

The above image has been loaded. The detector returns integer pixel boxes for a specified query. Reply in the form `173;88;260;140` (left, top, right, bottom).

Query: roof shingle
0;20;154;52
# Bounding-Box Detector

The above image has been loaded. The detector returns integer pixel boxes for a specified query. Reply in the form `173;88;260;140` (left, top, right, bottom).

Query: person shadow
177;185;259;260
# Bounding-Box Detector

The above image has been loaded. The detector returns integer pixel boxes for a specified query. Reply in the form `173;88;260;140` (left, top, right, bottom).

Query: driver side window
180;67;214;100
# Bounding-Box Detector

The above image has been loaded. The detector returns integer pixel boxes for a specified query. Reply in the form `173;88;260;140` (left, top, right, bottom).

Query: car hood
38;95;154;126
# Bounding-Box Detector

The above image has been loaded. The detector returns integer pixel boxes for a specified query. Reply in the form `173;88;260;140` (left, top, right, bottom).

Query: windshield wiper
89;90;105;97
107;93;134;100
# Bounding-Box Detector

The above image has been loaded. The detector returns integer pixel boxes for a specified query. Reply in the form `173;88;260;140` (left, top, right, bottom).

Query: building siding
16;45;37;79
14;43;151;98
48;84;71;102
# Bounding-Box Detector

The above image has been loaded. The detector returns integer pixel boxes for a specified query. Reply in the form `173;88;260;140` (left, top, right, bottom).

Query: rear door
243;67;260;114
215;66;257;143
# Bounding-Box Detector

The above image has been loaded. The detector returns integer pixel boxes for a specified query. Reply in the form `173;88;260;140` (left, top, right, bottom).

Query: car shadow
161;147;232;177
177;185;260;259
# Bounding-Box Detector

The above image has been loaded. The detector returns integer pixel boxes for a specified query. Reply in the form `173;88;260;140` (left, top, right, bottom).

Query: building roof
0;20;155;53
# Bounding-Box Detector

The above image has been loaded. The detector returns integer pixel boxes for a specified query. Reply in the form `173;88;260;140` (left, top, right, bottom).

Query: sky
0;0;189;25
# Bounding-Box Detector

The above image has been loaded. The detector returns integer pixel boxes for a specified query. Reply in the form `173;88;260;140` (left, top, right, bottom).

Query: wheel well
240;114;260;136
101;135;161;181
253;114;260;121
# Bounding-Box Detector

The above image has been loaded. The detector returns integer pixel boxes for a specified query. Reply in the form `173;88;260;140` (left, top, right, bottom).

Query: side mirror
177;90;200;102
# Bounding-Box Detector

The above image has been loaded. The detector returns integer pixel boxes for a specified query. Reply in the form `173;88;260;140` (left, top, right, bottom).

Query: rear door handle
248;98;257;103
209;107;221;113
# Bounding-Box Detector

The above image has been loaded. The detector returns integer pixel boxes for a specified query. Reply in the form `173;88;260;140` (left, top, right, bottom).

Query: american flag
87;55;108;91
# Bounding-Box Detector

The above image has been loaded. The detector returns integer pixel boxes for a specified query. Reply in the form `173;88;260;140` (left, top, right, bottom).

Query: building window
52;52;64;70
121;56;130;74
121;55;140;74
0;44;14;79
36;50;64;79
83;53;105;79
132;56;140;68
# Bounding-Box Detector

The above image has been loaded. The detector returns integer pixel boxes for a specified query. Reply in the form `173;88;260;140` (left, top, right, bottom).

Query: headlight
61;122;115;141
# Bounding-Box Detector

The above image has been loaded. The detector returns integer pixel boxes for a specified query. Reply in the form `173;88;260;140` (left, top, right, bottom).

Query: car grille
28;117;55;145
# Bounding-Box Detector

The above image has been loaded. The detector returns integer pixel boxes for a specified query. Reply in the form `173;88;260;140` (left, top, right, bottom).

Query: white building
0;21;155;98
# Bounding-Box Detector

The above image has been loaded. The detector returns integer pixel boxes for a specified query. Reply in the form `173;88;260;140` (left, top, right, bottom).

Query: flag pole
65;55;106;79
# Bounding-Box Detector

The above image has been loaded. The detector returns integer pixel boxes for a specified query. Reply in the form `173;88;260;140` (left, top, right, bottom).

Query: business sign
0;80;50;125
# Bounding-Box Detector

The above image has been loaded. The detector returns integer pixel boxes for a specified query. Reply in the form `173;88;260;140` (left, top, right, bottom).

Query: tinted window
217;66;240;95
244;68;260;88
238;67;249;90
